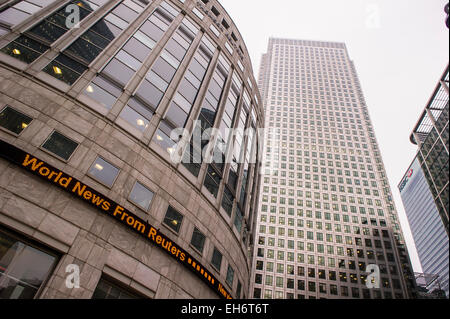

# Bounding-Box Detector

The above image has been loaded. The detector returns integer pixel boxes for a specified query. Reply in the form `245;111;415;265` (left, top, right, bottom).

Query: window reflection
0;0;58;27
84;76;122;109
128;181;154;211
0;229;58;299
0;106;32;135
1;35;48;64
44;0;149;84
88;156;120;188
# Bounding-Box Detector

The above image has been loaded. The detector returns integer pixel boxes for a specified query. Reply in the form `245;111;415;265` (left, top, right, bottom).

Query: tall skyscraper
0;0;263;299
398;156;449;296
250;38;417;299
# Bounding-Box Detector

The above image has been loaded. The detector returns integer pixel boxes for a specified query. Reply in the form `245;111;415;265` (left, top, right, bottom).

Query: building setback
250;38;417;299
398;156;449;296
0;0;264;299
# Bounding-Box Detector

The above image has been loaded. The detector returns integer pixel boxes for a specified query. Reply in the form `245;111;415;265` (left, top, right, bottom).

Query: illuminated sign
407;169;413;178
399;168;414;193
0;140;232;299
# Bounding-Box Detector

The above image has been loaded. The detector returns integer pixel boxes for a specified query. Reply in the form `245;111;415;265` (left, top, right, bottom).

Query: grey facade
250;38;417;299
0;0;263;299
398;156;449;296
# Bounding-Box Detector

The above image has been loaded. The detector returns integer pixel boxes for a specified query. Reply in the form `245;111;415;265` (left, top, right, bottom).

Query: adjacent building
250;38;417;299
398;64;449;298
0;0;264;299
398;156;449;296
409;66;449;237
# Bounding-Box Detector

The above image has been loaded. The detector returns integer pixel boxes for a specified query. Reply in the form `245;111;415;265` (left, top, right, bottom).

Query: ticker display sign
0;139;232;299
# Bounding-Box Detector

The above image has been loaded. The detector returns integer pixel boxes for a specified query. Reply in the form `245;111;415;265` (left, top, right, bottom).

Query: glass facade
411;66;449;237
399;156;449;296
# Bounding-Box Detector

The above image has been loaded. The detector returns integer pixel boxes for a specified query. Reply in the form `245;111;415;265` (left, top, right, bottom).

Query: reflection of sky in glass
129;182;154;210
8;246;55;287
88;157;120;187
0;231;56;299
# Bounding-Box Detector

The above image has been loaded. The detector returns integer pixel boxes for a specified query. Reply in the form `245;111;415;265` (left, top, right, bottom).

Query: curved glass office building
0;0;263;299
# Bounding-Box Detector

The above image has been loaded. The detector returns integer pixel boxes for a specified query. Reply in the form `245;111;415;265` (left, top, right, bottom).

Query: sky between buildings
220;0;450;272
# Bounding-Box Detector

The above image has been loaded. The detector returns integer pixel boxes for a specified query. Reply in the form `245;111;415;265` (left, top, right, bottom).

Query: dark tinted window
0;106;32;135
42;131;78;160
1;35;48;64
163;206;183;233
211;247;222;271
92;277;140;299
190;228;206;253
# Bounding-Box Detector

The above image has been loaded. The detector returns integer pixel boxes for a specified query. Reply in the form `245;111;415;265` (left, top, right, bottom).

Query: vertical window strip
0;0;59;28
26;0;103;44
180;53;228;182
84;4;172;117
214;71;241;178
198;53;230;164
0;0;107;64
154;35;213;158
135;17;197;113
200;55;232;197
240;122;256;206
228;88;249;189
42;0;150;85
175;38;215;176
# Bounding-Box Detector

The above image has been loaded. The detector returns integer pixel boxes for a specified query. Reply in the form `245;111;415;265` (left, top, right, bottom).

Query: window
42;131;78;161
211;247;222;271
0;1;58;27
221;186;234;216
1;35;48;64
43;0;149;84
287;278;294;289
128;181;154;211
27;1;95;43
236;280;242;299
226;265;234;287
88;157;120;188
0;227;59;299
255;273;262;284
92;277;141;299
295;279;305;292
43;53;88;85
319;283;327;294
256;260;263;271
351;287;360;298
163;206;183;233
203;165;221;198
84;76;122;110
0;106;32;135
190;228;206;253
233;207;243;233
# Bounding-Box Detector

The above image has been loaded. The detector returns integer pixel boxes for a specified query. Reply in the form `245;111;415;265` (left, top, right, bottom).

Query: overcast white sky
220;0;450;272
